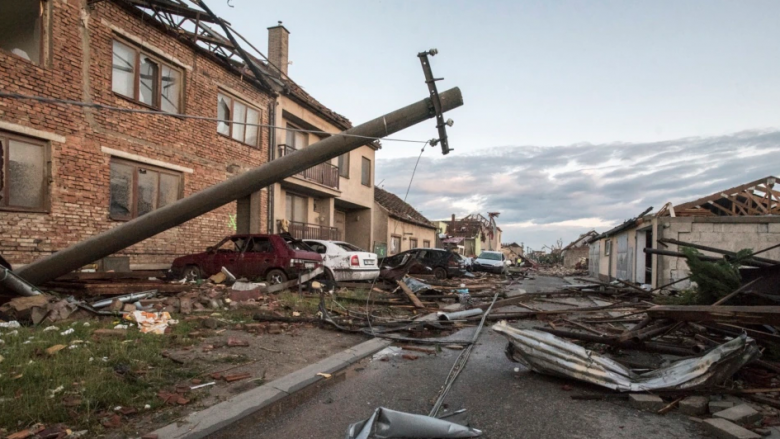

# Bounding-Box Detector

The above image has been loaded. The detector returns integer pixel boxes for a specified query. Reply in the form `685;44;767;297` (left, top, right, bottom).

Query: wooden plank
647;305;780;326
54;270;167;281
396;280;425;309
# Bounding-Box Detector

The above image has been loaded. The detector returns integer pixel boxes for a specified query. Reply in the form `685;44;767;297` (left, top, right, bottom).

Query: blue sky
207;0;780;249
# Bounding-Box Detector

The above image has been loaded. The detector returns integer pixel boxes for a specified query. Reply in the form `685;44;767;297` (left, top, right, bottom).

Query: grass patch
276;292;321;315
0;318;198;433
654;288;700;305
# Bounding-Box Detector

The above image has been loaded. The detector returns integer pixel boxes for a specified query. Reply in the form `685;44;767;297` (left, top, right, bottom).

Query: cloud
376;129;780;250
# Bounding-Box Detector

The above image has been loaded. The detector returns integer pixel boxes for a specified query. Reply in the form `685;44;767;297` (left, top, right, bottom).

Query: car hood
474;258;503;266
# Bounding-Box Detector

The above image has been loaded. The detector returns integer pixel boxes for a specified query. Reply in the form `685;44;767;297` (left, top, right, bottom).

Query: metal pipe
0;266;42;296
437;308;483;321
90;290;158;309
643;248;769;268
658;238;780;265
15;88;463;286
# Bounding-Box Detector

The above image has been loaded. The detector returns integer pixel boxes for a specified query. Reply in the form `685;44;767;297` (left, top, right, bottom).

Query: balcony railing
287;220;341;241
278;144;340;190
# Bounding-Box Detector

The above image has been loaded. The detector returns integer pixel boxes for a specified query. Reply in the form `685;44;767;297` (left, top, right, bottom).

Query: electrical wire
0;92;430;144
363;140;430;335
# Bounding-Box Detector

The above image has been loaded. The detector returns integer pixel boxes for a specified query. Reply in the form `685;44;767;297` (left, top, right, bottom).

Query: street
209;276;706;439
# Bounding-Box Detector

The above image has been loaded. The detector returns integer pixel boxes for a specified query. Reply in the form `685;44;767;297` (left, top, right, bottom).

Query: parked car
472;250;507;274
302;240;379;282
379;248;465;279
170;234;322;284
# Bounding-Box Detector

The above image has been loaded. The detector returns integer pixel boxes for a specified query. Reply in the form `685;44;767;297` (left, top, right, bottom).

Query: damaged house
0;0;375;270
561;231;597;268
588;176;780;289
436;213;502;256
373;187;436;257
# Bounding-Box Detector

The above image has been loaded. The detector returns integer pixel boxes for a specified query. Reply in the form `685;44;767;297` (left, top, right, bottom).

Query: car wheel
433;267;448;279
183;265;202;280
266;269;288;285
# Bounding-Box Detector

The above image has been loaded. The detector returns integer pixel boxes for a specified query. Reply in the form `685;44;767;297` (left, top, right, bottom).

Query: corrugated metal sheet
616;233;633;280
493;322;759;392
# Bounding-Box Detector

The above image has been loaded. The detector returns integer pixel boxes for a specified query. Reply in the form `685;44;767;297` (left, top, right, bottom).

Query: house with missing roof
0;0;377;269
373;187;437;257
587;176;780;289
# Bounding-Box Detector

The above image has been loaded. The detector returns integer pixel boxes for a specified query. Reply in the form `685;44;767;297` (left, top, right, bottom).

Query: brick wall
0;0;274;267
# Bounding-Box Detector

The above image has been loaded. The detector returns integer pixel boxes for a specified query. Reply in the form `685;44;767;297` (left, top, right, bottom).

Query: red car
170;234;322;284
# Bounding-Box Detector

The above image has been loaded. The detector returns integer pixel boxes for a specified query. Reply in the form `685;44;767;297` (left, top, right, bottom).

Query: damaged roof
115;0;377;146
375;188;436;229
670;175;779;217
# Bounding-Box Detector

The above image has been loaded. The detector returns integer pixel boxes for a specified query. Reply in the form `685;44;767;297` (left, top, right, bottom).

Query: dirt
108;325;366;438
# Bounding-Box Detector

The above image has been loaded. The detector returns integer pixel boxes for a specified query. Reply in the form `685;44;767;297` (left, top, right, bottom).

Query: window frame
0;0;50;66
409;238;418;249
0;131;51;213
285;192;308;223
108;157;183;221
217;91;262;148
390;235;402;255
361;157;371;187
423;240;431;248
338;153;350;178
604;240;612;256
111;38;184;114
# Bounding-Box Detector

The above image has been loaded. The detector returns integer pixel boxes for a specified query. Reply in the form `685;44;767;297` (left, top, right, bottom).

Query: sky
207;0;780;250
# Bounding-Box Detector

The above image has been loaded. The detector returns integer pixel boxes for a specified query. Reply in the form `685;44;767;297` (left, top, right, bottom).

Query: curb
149;337;392;439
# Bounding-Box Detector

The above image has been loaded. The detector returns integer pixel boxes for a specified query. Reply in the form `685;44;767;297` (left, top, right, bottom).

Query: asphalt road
210;276;707;439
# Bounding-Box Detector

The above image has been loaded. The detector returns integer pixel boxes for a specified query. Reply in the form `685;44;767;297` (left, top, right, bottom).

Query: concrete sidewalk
149;337;391;439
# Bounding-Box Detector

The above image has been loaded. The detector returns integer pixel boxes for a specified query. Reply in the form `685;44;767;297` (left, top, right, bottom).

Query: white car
303;240;380;282
473;250;507;274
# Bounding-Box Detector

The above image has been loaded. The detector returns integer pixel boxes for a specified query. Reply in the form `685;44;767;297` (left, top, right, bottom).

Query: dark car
379;248;464;279
170;234;322;284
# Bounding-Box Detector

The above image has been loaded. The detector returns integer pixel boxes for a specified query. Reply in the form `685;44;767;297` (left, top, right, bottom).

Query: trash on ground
346;407;482;439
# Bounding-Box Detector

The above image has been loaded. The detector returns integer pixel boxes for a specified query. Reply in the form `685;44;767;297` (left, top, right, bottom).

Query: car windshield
478;252;502;261
336;242;364;252
284;237;314;252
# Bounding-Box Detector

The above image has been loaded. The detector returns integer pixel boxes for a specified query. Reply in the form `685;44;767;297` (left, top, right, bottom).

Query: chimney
267;21;290;76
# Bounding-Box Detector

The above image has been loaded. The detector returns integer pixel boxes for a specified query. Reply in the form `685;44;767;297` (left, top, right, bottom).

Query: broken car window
336;242;363;252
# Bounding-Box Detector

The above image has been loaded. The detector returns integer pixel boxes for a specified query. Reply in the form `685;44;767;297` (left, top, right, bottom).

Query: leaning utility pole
13;88;463;286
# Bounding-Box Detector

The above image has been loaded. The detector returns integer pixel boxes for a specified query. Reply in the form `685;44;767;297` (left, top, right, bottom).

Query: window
109;158;182;220
361;157;371;187
285;193;307;223
338;153;349;178
217;92;261;147
0;1;44;64
604;240;612;256
0;133;49;211
423;240;431;248
390;235;401;255
246;237;274;253
284;123;309;149
112;40;182;113
409;238;418;249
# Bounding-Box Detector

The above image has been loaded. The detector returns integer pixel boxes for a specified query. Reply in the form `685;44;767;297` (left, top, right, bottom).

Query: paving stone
714;404;763;425
703;419;761;439
679;396;709;415
710;401;736;413
629;394;665;411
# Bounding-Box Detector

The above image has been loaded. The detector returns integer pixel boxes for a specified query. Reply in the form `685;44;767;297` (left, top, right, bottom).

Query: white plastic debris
83;322;90;327
0;321;21;329
372;346;402;361
144;404;151;410
60;328;74;336
44;326;58;332
114;324;128;330
47;386;64;398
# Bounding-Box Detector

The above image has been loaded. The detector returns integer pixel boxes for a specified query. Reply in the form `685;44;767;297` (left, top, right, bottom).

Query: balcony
278;144;340;190
286;220;341;241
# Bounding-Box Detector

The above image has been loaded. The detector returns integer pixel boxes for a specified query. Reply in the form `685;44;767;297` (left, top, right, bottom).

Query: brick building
0;0;370;270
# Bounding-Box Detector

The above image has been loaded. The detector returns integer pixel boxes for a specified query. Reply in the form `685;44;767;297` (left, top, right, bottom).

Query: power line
0;92;430;144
